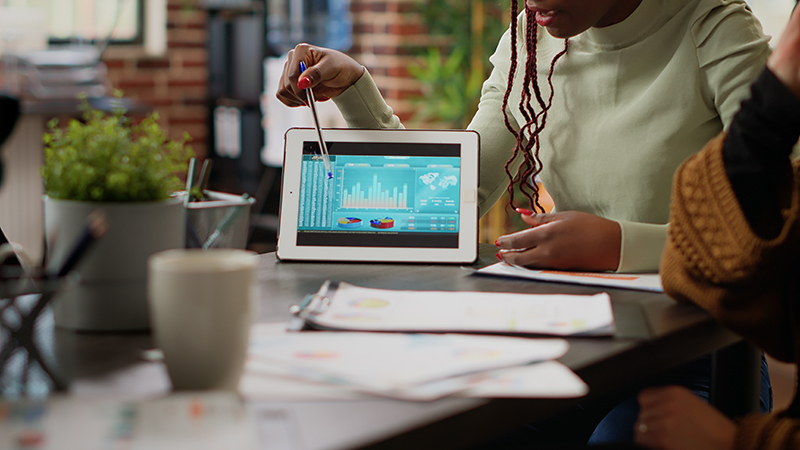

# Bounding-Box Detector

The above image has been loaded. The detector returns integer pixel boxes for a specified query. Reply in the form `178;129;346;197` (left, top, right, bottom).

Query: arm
636;386;800;450
275;41;521;212
661;5;800;363
695;0;771;129
723;1;800;237
332;70;405;130
635;386;737;450
274;43;402;129
609;1;771;272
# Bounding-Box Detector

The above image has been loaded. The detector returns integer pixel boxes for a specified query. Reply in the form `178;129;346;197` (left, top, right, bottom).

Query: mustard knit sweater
661;134;800;449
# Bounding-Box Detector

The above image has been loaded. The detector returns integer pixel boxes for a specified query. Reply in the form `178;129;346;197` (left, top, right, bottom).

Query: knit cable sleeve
660;134;800;362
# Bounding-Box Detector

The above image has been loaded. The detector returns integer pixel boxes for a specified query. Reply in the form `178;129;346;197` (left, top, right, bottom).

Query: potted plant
41;93;194;331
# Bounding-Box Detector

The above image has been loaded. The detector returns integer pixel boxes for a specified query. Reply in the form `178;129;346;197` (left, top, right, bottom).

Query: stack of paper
242;323;588;401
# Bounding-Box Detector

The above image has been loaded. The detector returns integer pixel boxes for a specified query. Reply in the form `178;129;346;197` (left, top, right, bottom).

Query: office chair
0;94;21;254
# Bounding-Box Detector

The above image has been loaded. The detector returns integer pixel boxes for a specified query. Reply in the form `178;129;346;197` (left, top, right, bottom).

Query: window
0;0;143;45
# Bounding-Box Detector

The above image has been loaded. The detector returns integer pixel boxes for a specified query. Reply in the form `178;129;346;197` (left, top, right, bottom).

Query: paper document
0;393;256;450
458;361;588;398
246;324;571;400
294;282;615;336
242;360;588;401
477;262;663;293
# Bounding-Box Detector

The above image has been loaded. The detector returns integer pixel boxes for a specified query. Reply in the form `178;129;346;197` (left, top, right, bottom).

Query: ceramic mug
147;249;258;390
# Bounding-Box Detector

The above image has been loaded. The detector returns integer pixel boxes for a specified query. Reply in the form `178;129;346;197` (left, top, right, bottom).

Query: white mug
147;249;258;390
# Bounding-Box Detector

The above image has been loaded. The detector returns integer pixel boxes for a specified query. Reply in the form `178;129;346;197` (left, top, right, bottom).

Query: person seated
277;0;775;443
634;4;800;449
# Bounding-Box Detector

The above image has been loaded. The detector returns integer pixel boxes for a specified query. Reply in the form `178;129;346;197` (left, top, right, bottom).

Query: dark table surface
24;244;744;450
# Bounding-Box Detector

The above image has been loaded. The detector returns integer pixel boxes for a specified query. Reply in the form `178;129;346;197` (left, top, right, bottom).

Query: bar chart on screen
340;170;411;210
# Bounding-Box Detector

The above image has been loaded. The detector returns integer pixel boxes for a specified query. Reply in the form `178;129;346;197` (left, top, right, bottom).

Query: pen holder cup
1;268;77;396
184;191;256;250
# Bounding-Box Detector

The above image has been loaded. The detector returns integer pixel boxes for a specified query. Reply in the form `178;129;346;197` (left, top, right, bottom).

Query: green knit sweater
662;134;800;449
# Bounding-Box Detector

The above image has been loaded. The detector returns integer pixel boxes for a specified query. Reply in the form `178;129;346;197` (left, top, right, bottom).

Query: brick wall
349;0;433;124
102;0;209;159
99;0;433;159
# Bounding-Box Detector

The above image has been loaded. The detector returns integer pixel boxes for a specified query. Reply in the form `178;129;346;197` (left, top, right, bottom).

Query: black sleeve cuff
723;67;800;232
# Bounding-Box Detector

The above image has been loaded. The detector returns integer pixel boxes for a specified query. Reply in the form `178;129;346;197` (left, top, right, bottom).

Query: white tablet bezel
277;127;479;263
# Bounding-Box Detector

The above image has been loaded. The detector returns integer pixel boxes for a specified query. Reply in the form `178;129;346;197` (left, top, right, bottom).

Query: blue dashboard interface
296;140;461;248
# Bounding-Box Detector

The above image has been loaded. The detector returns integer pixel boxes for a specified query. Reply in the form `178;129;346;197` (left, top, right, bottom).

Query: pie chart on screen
337;217;363;229
370;218;395;229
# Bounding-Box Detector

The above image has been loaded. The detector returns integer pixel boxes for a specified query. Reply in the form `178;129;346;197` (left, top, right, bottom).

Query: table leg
710;340;761;418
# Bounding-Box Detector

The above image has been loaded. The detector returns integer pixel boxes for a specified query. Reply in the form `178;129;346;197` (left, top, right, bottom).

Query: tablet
277;128;479;263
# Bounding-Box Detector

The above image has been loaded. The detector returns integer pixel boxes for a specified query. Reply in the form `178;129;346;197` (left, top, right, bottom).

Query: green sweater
333;0;769;271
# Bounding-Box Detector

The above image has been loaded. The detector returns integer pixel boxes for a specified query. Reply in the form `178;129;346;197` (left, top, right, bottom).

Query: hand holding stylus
276;44;365;108
299;61;333;179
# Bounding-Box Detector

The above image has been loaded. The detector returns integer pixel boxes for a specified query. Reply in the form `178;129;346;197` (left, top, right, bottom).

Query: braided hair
501;3;569;213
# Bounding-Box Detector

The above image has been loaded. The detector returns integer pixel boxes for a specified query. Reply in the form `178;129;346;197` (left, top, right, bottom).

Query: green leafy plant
408;0;511;128
407;47;485;128
41;93;194;202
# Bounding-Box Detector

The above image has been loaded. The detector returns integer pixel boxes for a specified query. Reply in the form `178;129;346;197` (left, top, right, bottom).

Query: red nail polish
317;96;330;102
495;239;500;247
298;77;311;90
516;208;533;216
496;251;502;260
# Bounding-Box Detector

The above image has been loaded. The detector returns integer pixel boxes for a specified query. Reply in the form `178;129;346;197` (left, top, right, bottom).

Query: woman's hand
495;209;621;271
635;386;737;450
767;4;800;100
275;44;365;108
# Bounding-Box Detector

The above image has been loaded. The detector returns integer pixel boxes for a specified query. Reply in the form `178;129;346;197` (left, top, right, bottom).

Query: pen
185;157;198;205
54;210;109;278
202;193;250;249
299;61;333;179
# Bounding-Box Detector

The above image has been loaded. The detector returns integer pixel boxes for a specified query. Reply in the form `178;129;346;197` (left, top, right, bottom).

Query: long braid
501;0;523;198
501;5;569;213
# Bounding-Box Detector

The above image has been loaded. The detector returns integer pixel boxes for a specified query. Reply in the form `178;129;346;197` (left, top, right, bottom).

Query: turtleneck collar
582;0;662;49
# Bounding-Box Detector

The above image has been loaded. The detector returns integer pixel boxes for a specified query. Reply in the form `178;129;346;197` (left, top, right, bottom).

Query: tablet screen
296;141;461;249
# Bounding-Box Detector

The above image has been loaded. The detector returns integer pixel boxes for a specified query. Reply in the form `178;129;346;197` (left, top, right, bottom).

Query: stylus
299;61;333;180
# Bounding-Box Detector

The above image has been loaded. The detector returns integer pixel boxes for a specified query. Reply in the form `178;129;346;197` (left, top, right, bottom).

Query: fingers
276;47;309;108
276;43;327;107
495;211;556;250
275;44;366;108
518;211;556;227
634;386;682;448
496;227;558;267
495;211;560;268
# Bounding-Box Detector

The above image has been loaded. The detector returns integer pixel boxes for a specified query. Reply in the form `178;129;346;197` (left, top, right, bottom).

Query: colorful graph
342;172;410;209
370;218;395;229
337;217;363;229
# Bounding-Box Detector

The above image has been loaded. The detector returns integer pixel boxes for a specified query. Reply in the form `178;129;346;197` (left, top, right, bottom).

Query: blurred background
0;0;796;404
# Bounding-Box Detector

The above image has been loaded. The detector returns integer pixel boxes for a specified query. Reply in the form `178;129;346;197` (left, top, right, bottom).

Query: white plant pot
44;196;185;331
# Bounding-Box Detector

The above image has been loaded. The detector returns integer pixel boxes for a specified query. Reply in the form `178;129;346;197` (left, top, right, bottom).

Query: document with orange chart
294;281;615;336
477;262;663;293
244;323;587;401
247;326;574;400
